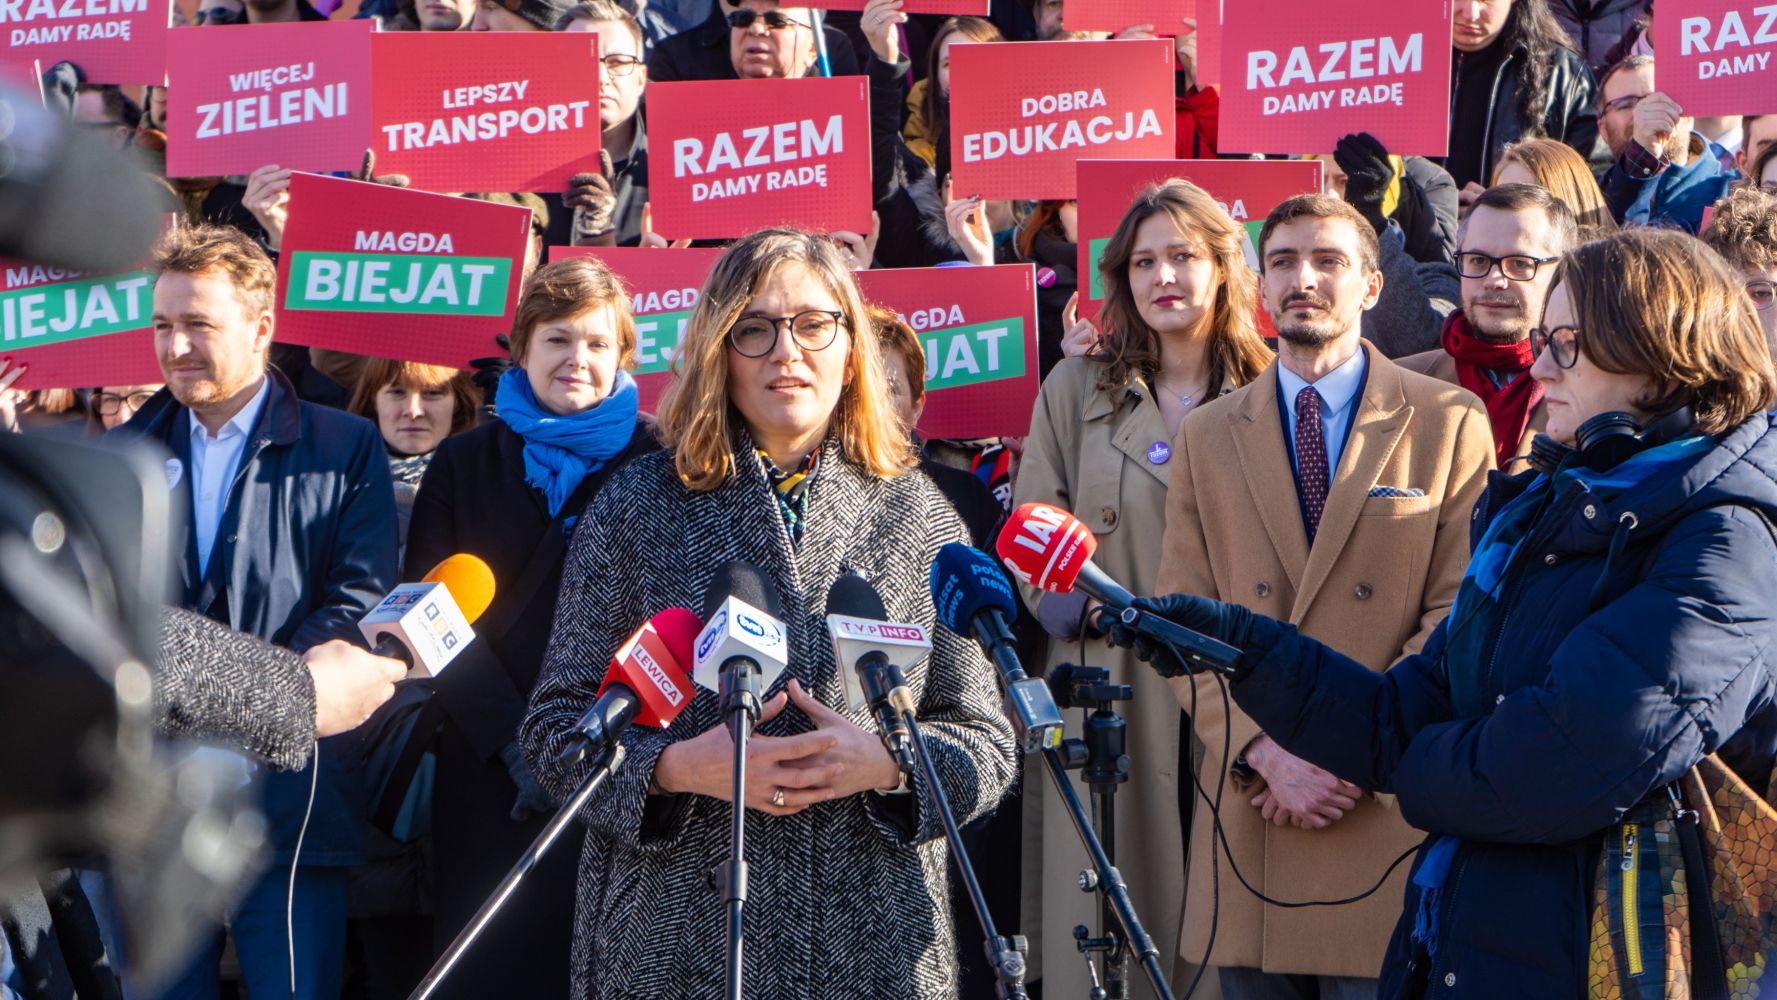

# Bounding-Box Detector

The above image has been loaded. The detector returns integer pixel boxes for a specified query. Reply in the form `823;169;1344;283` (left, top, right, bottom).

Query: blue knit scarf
494;367;638;518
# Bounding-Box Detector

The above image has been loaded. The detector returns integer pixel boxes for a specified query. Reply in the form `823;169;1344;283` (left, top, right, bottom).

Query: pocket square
1369;486;1427;498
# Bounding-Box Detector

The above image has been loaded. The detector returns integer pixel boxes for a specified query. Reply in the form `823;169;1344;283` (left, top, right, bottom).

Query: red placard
646;77;872;239
370;32;602;194
1659;1;1777;116
1218;2;1453;157
166;20;373;178
856;264;1039;439
274;173;532;369
1194;0;1221;89
548;246;724;413
3;0;171;85
1062;0;1191;35
1074;159;1323;319
947;40;1175;201
0;259;163;391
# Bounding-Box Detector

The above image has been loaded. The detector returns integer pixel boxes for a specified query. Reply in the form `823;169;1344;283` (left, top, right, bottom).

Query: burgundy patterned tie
1295;385;1329;544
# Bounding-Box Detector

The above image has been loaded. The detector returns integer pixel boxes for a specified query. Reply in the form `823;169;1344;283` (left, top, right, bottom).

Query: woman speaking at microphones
518;229;1017;999
1110;229;1777;997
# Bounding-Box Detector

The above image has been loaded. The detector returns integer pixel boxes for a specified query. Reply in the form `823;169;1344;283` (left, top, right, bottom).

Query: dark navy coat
117;366;397;865
1226;414;1777;998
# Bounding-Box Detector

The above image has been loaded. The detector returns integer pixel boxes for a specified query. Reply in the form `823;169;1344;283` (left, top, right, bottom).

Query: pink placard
1659;1;1777;117
947;40;1175;201
370;31;603;194
166;19;373;177
3;0;172;85
1218;1;1454;157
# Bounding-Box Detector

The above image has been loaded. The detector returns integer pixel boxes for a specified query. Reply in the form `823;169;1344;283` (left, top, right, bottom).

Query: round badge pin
1146;441;1171;465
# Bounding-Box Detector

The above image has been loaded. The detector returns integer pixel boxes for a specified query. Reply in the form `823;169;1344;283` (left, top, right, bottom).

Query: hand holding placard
1631;92;1688;156
242;165;292;250
860;0;908;63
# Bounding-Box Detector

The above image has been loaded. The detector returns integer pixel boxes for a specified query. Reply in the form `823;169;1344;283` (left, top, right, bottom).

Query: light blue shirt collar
1279;345;1368;476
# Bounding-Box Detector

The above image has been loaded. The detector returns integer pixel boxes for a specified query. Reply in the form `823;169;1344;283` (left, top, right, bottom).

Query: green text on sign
285;252;512;316
633;309;691;375
1;271;154;348
923;317;1026;391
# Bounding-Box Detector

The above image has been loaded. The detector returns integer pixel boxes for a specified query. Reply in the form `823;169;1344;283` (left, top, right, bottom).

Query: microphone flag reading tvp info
825;573;931;713
358;553;495;677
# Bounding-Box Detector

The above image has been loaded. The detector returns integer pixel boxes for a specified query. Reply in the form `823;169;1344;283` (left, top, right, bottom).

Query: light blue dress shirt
1278;346;1368;477
187;376;269;570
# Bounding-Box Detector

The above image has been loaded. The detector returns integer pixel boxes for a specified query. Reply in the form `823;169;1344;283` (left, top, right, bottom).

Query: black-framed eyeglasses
94;390;155;416
726;8;800;30
1748;279;1777;312
1529;324;1580;369
601;54;645;77
1604;93;1646;115
728;310;846;357
1457;252;1561;282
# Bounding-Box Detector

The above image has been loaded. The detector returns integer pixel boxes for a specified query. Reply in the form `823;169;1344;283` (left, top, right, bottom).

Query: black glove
468;334;512;404
1103;594;1256;679
566;150;618;244
498;740;555;823
1333;132;1394;233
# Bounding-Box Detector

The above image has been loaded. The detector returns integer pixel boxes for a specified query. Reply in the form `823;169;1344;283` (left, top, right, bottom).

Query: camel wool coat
1159;343;1494;978
1397;345;1548;470
1013;356;1234;998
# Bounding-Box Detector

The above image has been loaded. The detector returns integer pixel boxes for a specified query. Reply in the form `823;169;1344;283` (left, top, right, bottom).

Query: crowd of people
5;0;1777;998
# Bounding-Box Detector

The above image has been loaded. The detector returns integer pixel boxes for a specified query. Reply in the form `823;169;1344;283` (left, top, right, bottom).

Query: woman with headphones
1113;228;1777;997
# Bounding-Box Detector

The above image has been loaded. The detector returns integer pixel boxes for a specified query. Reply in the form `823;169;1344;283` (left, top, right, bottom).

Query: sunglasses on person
193;4;243;23
728;310;845;358
602;54;645;77
1457;252;1561;282
726;8;803;30
1748;279;1777;313
1528;324;1580;369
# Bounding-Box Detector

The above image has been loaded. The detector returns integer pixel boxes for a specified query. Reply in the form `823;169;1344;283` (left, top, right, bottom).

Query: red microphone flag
994;502;1099;594
599;608;701;730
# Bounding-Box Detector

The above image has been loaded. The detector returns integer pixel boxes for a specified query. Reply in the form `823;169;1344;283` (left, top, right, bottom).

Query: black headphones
1528;406;1696;475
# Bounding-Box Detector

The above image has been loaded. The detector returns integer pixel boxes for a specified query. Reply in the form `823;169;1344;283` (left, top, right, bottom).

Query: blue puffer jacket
1225;413;1777;998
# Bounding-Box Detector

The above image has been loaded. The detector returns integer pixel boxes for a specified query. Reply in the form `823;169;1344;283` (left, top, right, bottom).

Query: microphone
558;608;701;767
928;543;1064;754
693;561;790;699
995;503;1239;676
357;553;497;678
824;573;928;774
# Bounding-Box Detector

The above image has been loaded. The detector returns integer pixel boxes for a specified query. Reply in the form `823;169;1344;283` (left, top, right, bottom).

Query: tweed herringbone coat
519;435;1020;1000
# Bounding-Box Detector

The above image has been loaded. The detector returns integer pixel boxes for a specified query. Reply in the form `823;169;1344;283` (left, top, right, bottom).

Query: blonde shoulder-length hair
655;228;916;492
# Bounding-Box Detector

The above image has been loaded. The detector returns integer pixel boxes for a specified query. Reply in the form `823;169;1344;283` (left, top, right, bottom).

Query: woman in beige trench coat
1012;180;1274;999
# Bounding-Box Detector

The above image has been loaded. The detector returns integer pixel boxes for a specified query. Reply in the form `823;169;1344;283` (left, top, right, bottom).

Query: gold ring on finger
770;788;786;807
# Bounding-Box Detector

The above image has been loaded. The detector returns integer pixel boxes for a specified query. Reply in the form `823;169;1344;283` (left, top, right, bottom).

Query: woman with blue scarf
1118;230;1777;998
404;257;658;1000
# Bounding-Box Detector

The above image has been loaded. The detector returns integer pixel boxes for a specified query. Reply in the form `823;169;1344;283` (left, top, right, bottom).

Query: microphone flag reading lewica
369;31;603;194
855;263;1040;439
1217;0;1452;157
549;246;724;412
1656;0;1777;117
1074;158;1323;319
0;215;173;390
3;0;171;84
946;38;1175;201
645;76;873;239
274;173;531;368
166;19;374;177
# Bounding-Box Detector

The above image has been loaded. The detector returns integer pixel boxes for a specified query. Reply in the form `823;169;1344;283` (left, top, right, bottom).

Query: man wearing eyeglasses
1401;183;1577;468
1596;54;1733;235
648;0;860;82
1702;188;1777;362
560;1;653;245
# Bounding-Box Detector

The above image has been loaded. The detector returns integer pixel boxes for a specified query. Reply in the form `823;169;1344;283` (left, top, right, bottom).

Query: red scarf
1441;312;1543;466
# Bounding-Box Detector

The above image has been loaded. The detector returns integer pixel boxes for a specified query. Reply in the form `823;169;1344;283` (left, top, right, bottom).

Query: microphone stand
1052;665;1135;1000
890;692;1030;999
717;659;764;1000
407;743;628;1000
